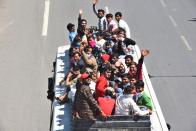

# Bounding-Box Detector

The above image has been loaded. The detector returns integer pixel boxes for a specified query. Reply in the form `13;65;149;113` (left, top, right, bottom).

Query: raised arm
78;9;83;28
93;0;98;17
137;49;150;80
82;51;93;65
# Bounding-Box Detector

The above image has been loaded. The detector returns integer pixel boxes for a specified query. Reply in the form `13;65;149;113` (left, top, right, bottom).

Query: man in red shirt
95;68;112;99
98;87;115;116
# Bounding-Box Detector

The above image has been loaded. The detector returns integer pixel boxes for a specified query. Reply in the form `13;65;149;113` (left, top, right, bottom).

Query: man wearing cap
115;85;151;116
73;73;106;120
98;54;111;74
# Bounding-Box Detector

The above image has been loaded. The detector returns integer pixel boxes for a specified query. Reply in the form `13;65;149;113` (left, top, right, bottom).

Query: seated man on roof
81;46;98;72
128;49;150;80
89;71;98;95
103;41;113;55
57;66;81;103
70;51;85;70
95;32;106;51
115;62;126;77
130;77;138;86
109;54;119;68
98;54;111;74
113;29;136;56
95;67;112;99
124;54;134;69
71;34;83;49
69;46;80;57
114;73;135;95
98;87;116;116
133;80;153;111
115;85;151;116
86;29;96;49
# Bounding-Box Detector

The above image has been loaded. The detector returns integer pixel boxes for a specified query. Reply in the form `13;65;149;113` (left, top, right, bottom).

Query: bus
49;43;169;131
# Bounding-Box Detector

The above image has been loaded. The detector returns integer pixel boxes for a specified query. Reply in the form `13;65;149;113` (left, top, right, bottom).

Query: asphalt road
1;0;196;131
0;0;51;130
127;0;196;131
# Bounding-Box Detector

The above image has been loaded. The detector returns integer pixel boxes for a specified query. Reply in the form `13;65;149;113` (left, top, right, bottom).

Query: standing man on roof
95;68;112;99
73;73;106;120
115;85;151;116
77;9;88;36
93;0;107;31
115;12;131;38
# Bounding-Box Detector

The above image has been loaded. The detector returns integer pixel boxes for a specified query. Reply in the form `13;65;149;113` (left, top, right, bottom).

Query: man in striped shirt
92;0;107;31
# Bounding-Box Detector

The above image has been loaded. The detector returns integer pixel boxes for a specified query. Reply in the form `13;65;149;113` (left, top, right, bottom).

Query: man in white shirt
116;31;136;56
115;85;151;116
115;12;131;38
95;32;106;50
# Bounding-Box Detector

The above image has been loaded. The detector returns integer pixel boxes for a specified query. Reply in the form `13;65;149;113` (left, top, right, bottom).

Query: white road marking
181;35;192;51
168;15;178;27
42;0;50;36
105;6;109;14
160;0;167;8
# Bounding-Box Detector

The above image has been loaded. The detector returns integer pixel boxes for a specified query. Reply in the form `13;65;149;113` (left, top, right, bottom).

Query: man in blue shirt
67;23;77;43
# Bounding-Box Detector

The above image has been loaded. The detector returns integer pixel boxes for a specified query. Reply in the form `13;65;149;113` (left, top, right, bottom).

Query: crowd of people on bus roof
57;0;153;120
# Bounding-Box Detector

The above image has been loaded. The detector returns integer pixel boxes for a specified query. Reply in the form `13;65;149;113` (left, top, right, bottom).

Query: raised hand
141;49;150;57
79;9;83;15
93;0;98;5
